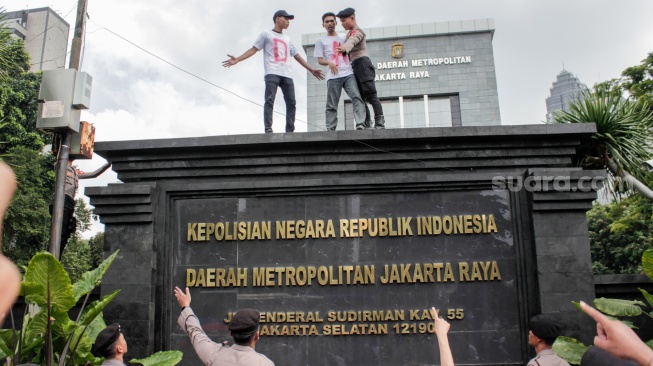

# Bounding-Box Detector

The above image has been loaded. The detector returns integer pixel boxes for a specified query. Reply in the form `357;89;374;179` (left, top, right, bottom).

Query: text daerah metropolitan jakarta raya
187;214;499;242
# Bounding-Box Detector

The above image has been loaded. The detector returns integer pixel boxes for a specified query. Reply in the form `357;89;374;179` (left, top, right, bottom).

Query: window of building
345;94;454;129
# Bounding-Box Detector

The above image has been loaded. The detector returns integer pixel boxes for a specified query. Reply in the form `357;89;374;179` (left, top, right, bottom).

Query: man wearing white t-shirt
223;10;324;133
314;12;367;131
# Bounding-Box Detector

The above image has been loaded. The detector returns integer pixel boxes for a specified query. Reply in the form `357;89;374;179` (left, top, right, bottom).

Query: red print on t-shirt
273;38;288;62
330;41;348;66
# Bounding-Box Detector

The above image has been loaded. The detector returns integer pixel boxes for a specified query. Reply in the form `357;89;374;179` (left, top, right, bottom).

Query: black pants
264;74;296;132
351;57;383;121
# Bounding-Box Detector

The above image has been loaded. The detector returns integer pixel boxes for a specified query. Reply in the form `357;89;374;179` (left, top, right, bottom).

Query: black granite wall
86;125;603;365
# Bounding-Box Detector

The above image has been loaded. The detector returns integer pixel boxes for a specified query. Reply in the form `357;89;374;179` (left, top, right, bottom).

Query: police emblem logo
391;43;404;59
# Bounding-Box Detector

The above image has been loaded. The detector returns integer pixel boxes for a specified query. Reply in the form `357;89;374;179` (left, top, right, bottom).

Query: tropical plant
0;250;183;366
553;249;653;364
588;193;653;274
555;89;653;200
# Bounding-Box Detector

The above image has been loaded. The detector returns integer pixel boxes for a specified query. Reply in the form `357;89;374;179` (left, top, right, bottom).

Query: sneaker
355;124;365;130
265;128;273;133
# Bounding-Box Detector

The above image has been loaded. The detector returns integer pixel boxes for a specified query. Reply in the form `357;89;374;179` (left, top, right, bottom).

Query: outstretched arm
222;47;258;68
78;162;111;179
317;57;338;76
0;163;21;324
580;301;653;366
175;286;221;365
431;307;454;366
294;54;324;80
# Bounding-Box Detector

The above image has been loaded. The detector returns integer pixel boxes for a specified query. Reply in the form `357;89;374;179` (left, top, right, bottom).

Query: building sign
171;190;522;365
375;55;473;81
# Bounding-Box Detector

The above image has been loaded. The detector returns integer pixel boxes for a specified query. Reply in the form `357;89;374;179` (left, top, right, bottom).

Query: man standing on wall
336;7;385;129
527;315;570;366
223;10;324;134
174;286;274;366
314;12;367;131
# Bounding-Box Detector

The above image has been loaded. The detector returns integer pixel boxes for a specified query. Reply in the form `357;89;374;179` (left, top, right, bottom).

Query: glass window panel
381;100;400;129
403;98;426;129
428;97;452;127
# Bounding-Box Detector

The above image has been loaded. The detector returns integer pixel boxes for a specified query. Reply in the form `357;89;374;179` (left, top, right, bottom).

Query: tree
621;52;653;107
588;194;653;274
60;199;94;282
0;18;55;267
2;147;54;267
555;89;653;200
88;232;105;269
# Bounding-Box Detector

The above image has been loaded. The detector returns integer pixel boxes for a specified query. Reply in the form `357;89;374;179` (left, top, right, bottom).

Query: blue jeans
264;74;296;132
326;74;367;130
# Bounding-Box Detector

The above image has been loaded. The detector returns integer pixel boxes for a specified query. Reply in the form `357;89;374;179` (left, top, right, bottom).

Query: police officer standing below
91;323;128;366
528;315;570;366
174;286;274;366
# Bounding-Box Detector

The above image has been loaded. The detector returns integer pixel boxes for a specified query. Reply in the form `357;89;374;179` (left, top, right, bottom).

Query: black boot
374;115;385;129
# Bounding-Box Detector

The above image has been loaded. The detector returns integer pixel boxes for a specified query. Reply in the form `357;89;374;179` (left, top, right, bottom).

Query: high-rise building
545;70;588;124
303;19;501;131
2;7;70;71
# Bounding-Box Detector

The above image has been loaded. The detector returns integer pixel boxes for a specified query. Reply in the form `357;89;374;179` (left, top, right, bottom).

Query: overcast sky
16;0;653;237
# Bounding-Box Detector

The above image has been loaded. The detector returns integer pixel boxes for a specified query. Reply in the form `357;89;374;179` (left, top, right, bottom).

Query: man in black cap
528;314;570;366
335;7;385;130
91;323;128;366
222;10;324;134
174;286;274;366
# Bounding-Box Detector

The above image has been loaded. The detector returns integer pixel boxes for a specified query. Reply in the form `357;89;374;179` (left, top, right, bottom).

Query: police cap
228;309;260;335
530;314;561;339
91;323;121;358
336;8;355;18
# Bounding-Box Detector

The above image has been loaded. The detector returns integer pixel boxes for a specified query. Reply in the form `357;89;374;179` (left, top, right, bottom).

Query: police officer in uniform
527;315;570;366
91;323;128;366
174;286;274;366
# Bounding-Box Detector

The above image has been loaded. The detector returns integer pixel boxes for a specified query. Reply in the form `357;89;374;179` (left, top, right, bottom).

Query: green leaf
25;308;77;342
553;337;589;365
571;301;582;311
129;351;183;366
643;250;653;279
640;288;653;309
646;339;653;350
72;250;119;301
0;329;14;359
78;290;121;327
23;251;76;313
594;297;644;317
70;327;94;364
86;313;107;343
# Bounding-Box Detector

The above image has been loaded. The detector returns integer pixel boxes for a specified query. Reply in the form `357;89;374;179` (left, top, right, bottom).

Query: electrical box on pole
36;69;92;133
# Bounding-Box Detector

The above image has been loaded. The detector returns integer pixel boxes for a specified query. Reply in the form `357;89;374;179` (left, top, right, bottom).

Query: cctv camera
643;159;653;172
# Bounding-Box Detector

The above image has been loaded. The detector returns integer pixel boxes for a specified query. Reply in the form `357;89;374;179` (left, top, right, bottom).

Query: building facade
2;7;70;71
545;70;588;124
303;19;501;131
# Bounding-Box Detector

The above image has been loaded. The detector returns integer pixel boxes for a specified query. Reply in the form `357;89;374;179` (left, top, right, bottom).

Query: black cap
273;10;294;21
530;315;561;339
92;323;121;358
336;8;355;18
228;309;260;335
581;347;638;366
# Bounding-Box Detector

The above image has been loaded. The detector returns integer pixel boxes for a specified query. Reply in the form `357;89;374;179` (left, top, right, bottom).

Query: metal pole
48;0;87;259
68;0;87;71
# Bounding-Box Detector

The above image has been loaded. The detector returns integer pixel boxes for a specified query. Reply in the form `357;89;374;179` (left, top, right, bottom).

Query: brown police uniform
177;307;274;366
528;349;570;366
336;7;385;128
